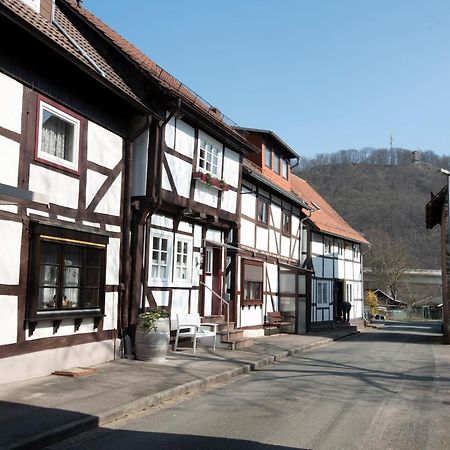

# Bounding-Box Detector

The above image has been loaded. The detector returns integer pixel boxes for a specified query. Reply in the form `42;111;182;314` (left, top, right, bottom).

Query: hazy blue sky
86;0;450;158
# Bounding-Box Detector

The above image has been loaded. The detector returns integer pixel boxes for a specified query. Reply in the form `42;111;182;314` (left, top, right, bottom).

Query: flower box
192;171;230;191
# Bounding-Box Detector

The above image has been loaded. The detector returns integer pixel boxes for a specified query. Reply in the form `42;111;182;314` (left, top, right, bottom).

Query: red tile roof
290;175;369;244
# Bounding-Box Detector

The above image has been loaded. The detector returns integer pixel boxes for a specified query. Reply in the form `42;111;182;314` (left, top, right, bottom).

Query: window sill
27;309;103;322
192;171;229;191
242;301;263;308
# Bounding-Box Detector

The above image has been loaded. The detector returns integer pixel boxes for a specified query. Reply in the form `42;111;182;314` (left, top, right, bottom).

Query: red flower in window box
192;171;230;191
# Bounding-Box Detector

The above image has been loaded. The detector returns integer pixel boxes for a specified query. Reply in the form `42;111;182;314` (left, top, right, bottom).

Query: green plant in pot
135;309;170;362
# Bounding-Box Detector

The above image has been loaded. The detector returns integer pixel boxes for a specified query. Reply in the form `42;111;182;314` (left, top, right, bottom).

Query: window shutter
244;263;263;282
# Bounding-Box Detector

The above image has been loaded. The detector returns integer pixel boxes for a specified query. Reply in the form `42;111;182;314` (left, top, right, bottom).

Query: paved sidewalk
0;328;361;450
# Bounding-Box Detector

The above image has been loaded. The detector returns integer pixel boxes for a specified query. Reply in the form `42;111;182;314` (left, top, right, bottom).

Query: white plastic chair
173;313;217;354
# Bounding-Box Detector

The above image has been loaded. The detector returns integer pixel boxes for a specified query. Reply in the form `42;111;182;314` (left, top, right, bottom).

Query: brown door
211;248;223;315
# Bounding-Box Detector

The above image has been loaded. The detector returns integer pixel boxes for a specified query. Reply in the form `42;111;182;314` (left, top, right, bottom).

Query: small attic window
311;201;321;211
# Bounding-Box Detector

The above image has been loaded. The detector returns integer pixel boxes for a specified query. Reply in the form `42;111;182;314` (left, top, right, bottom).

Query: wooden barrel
135;318;170;362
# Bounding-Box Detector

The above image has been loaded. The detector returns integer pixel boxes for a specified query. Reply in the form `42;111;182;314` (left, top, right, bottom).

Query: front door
335;280;344;322
203;246;223;316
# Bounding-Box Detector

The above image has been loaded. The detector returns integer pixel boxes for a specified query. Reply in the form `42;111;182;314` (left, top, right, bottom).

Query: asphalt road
52;321;450;450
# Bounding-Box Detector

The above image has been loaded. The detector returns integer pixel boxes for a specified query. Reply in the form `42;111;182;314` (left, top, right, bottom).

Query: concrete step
218;336;254;350
202;315;225;324
217;328;244;340
216;322;236;332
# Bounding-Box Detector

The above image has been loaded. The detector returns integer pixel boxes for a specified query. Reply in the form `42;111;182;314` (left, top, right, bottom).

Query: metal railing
200;281;230;341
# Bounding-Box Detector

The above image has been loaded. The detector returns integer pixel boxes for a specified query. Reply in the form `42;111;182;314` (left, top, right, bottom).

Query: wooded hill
296;149;448;270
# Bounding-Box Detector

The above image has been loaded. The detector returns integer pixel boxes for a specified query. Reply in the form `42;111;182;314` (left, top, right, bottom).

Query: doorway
335;280;344;322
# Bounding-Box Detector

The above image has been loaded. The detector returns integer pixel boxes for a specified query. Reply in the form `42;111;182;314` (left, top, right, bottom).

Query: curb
8;330;357;449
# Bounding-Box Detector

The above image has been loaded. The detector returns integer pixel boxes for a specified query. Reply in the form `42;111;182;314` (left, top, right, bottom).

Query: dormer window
273;152;280;174
281;158;288;179
264;146;271;168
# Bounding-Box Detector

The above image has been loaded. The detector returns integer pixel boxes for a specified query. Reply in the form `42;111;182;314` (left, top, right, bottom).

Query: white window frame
21;0;40;13
149;229;173;285
37;100;80;172
204;248;213;274
197;131;222;177
281;158;288;179
264;145;271;168
337;240;344;256
352;244;360;260
324;238;333;255
173;234;193;284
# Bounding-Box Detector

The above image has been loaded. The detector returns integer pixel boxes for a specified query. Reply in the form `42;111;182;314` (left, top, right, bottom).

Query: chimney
39;0;54;21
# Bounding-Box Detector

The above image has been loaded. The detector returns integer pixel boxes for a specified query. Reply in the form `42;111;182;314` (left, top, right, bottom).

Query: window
281;159;289;179
242;260;263;305
257;198;269;224
337;241;344;256
204;248;213;274
36;99;80;172
264;146;272;168
273;152;280;174
352;244;360;260
150;232;172;282
282;210;291;234
325;238;332;254
316;280;330;305
174;237;191;282
198;137;220;176
346;283;353;302
27;223;107;320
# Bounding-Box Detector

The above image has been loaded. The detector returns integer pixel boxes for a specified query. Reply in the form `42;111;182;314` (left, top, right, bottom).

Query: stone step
202;315;225;324
216;322;236;332
217;328;244;340
219;336;254;350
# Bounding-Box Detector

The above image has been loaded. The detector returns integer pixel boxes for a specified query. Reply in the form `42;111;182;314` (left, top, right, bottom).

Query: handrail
200;281;230;341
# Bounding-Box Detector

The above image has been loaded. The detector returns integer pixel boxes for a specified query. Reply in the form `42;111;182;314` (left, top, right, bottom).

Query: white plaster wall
26;318;97;341
0;72;22;134
256;226;268;252
86;170;108;206
194;225;202;247
270;204;281;229
312;256;323;278
240;307;263;327
222;148;240;188
151;290;170;308
221;189;237;214
206;229;222;244
105;224;121;233
87;121;122;170
280;235;290;257
0;340;118;384
106;238;121;285
161;166;172;192
240;219;254;247
57;215;76;223
95;173;122;217
323;258;334;279
335;259;345;279
0;136;19;186
353;262;362;281
194;182;218;208
27;208;49;218
29;165;79;209
170;289;190;318
203;275;212;316
345;261;353;280
345;244;353;260
178;221;192;234
164;115;175;149
291;238;299;261
151;214;173;229
192;251;200;286
82;221;100;228
311;233;323;255
103;292;118;330
241;193;256;219
269;230;280;255
266;263;278;294
0;295;17;345
0;220;22;284
291;216;300;237
190;289;199;314
175;119;195;158
165;153;192;198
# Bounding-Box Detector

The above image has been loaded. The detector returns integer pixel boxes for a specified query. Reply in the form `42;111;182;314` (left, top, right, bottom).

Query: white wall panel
165;153;192;198
103;292;118;330
0;136;19;186
206;228;222;243
151;214;173;229
269;230;280;254
312;256;323;278
86;169;108;207
178;221;193;234
323;258;334;278
335;259;345;279
170;289;190;318
0;295;17;345
266;262;278;293
27;208;49;218
57;215;76;223
311;233;323;255
29;165;79;209
0;220;21;284
151;290;170;307
0;72;22;134
175;119;195;158
131;129;149;197
353;262;362;281
190;290;199;313
194;225;202;247
95;173;122;217
241;193;256;219
82;221;100;228
280;235;290;257
87;121;122;170
194;182;218;208
270;204;281;229
222;148;240;188
161;165;172;192
192;251;200;286
106;237;121;285
164;115;175;149
240;307;263;327
256;226;269;252
240;219;254;247
345;261;353;280
221;189;237;214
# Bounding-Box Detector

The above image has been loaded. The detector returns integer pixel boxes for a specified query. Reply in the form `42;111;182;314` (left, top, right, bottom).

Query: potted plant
135;309;170;362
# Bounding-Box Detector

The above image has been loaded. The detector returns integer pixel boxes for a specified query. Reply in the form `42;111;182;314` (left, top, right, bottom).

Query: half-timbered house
290;175;369;326
0;0;167;383
234;128;311;334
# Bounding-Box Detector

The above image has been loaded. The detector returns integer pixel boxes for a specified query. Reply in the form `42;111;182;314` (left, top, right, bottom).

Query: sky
86;0;450;158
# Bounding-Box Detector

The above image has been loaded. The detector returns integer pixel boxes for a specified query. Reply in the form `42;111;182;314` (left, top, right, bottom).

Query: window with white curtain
149;230;172;283
37;100;80;172
174;237;192;282
316;280;330;304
